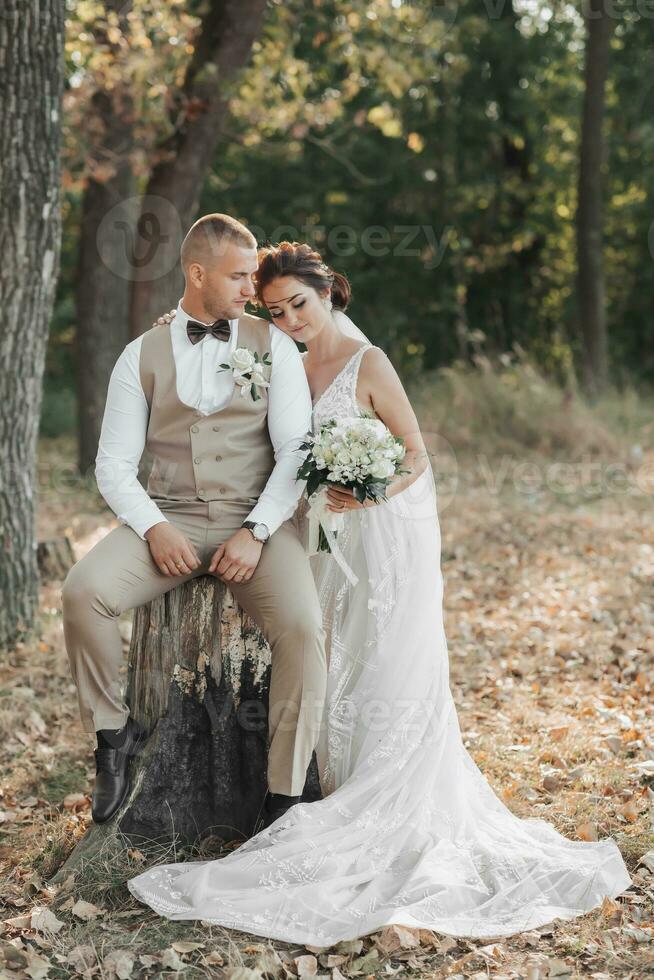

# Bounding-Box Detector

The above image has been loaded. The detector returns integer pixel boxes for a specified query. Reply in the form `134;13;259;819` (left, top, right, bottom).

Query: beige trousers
61;505;327;796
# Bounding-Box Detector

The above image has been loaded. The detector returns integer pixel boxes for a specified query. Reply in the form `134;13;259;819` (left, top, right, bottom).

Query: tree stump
53;575;322;881
37;536;75;581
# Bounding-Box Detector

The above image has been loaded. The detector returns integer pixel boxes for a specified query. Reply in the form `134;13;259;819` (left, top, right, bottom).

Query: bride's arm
325;347;430;512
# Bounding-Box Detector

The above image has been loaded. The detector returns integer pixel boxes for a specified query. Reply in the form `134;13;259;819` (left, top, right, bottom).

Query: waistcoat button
219;488;226;494
212;425;220;431
191;425;199;433
198;488;205;495
194;457;201;464
215;455;222;462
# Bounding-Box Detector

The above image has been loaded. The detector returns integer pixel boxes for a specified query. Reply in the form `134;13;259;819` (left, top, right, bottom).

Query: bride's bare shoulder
358;345;405;398
359;344;395;377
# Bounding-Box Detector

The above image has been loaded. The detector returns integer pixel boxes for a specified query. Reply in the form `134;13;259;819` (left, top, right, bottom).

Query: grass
1;351;653;978
410;343;652;460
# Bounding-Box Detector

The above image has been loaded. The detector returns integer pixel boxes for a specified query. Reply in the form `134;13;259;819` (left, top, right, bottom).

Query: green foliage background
44;0;654;434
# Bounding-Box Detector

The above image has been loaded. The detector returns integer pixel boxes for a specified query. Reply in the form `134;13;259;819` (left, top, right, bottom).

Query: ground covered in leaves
1;385;653;979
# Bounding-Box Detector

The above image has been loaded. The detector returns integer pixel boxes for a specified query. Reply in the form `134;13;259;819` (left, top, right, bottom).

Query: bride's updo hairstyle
255;241;351;312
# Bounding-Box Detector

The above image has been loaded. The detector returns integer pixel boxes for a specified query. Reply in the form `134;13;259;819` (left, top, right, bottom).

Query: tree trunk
576;0;613;398
129;0;269;338
37;537;75;582
0;1;64;649
52;576;322;878
74;0;136;476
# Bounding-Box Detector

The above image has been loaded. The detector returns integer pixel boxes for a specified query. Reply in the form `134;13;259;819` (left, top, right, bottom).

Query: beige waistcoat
138;314;275;523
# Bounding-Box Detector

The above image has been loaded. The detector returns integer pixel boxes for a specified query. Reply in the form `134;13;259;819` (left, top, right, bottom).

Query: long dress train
127;344;632;946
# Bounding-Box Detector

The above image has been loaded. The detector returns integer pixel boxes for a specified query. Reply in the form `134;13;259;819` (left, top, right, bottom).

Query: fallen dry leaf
575;821;598;841
30;906;64;935
103;947;135;979
71;898;103;921
293;953;318;976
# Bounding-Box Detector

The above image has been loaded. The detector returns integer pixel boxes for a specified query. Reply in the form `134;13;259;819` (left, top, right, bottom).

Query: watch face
254;523;269;541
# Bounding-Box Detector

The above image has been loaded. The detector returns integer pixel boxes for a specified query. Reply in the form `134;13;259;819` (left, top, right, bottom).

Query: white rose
360;419;387;440
370;458;395;480
231;347;256;372
251;365;270;387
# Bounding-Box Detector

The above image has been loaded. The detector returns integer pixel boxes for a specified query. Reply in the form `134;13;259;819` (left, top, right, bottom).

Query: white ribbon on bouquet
306;487;359;587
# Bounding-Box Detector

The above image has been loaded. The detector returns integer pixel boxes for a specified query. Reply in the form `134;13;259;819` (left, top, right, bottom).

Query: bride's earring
323;296;333;312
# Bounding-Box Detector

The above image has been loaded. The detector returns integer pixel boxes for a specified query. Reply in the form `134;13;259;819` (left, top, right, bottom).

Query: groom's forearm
245;436;309;536
95;456;169;540
251;326;313;535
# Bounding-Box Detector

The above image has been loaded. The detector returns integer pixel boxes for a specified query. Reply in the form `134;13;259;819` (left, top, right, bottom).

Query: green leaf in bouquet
306;470;324;498
366;481;389;503
297;459;313;479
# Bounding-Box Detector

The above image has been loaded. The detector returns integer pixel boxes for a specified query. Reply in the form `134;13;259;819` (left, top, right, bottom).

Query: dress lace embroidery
127;342;632;946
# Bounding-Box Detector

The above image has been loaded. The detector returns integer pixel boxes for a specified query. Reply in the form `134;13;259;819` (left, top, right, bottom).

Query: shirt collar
175;300;239;346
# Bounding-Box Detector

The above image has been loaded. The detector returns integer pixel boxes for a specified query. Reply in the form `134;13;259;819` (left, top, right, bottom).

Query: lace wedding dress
127;344;632;945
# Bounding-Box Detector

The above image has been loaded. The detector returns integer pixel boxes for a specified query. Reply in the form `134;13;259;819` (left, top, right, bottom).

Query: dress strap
349;343;375;403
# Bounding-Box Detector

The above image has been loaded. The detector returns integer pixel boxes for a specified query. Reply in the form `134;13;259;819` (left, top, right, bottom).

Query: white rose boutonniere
218;347;272;401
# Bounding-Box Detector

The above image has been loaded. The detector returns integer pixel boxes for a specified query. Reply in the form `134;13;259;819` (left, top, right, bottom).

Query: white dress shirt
94;300;312;540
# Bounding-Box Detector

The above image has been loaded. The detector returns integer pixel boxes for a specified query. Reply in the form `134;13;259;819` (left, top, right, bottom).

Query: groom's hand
208;529;263;583
144;522;201;577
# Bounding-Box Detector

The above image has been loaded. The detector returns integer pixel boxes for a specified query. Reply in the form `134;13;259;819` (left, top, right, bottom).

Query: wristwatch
242;520;270;544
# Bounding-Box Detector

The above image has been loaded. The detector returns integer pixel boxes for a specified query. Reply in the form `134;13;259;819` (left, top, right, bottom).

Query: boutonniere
218;347;272;401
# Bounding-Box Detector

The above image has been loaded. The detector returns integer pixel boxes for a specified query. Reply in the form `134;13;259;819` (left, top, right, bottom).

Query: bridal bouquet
297;415;407;583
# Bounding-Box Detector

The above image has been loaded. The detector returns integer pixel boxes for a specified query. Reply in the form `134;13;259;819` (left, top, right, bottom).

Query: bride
127;242;632;946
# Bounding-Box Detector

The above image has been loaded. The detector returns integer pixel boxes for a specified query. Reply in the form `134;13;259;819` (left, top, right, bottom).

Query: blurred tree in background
45;0;654;452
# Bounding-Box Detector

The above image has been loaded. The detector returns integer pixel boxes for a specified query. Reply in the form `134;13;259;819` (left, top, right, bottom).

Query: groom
61;213;326;829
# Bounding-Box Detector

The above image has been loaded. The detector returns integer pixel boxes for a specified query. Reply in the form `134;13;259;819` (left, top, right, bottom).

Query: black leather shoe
260;791;302;830
92;717;147;823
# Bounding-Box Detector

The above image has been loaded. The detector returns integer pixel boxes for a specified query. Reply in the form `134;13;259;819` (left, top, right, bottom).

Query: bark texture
577;0;613;397
53;576;322;879
75;0;136;475
129;0;269;338
0;1;64;648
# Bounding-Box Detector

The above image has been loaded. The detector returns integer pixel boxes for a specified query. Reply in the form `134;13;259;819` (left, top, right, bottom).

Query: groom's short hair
180;214;256;273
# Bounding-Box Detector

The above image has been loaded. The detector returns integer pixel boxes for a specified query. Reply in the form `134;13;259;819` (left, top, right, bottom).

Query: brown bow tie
186;317;231;344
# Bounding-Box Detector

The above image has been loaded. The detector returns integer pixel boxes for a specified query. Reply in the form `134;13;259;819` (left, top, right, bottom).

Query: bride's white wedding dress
127;343;632;945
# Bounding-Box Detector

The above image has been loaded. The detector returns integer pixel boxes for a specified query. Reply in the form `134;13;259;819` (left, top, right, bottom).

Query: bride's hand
152;308;176;327
326;486;373;512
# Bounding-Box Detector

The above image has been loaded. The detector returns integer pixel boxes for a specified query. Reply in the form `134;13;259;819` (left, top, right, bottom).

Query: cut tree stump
52;575;322;882
37;536;75;581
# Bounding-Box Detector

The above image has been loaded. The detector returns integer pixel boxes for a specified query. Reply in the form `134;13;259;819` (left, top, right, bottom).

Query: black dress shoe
92;717;147;824
260;791;302;830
